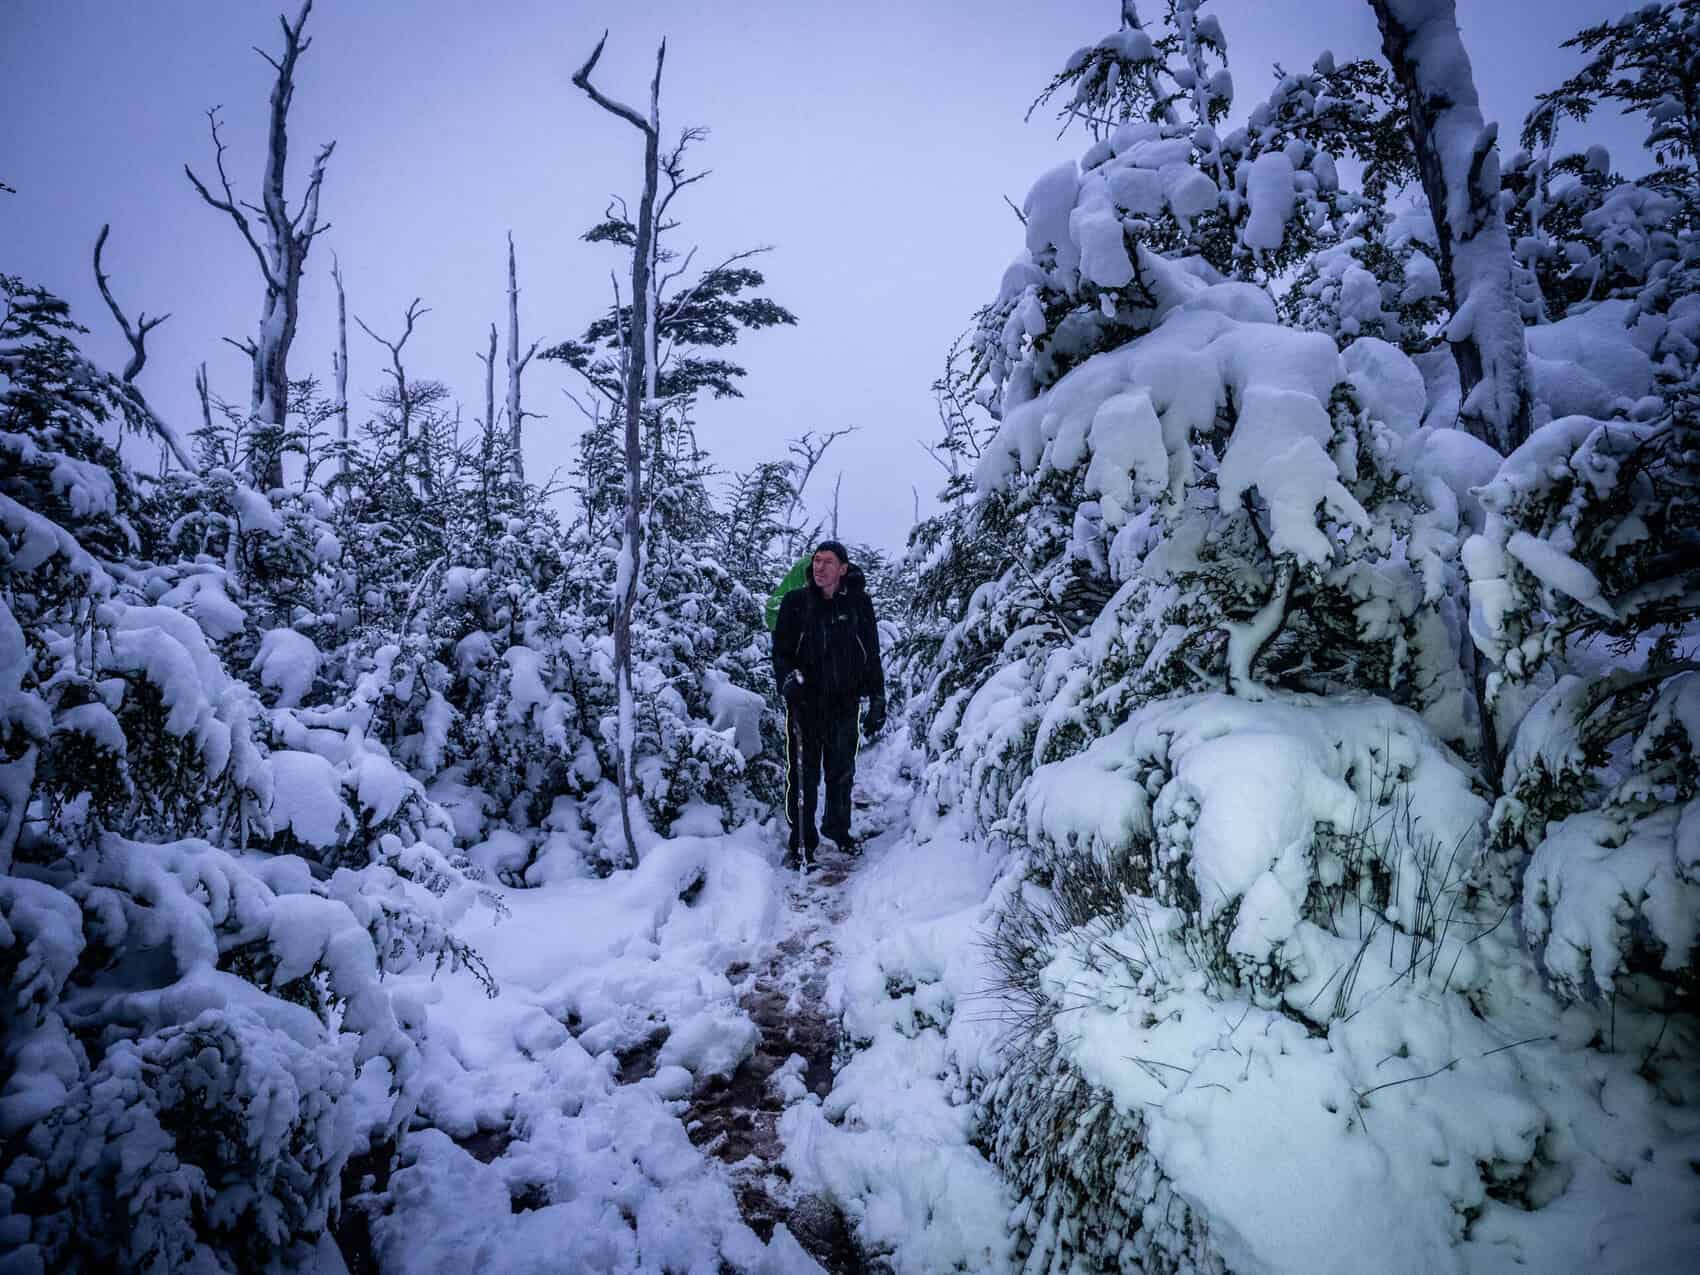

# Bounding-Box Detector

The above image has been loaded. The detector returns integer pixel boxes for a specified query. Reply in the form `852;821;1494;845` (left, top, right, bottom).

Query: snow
364;825;829;1272
253;627;321;708
1023;162;1081;273
1505;530;1614;617
1344;336;1427;434
1071;193;1135;289
1162;161;1218;222
1217;383;1368;564
1526;300;1655;419
706;669;766;761
978;255;1359;544
1242;149;1296;251
159;571;248;641
779;789;1016;1273
268;749;353;849
1083;389;1169;521
230;482;283;535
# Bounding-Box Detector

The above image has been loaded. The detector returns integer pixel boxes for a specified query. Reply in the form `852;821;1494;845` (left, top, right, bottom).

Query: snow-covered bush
1466;405;1700;1005
2;281;485;1270
924;246;1486;835
902;5;1700;1268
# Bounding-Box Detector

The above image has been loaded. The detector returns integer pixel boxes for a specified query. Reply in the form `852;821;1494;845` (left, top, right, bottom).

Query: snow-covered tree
544;101;798;852
1369;0;1532;452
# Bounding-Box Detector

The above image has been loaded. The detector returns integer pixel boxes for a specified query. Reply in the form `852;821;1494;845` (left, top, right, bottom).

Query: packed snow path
347;741;1015;1274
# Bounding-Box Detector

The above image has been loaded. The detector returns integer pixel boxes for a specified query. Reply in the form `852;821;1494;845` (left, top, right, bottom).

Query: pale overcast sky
2;0;1644;552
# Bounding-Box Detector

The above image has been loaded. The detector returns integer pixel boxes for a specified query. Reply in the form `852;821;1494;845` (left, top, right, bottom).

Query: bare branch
355;298;429;359
571;30;656;135
184;109;274;285
93;224;171;382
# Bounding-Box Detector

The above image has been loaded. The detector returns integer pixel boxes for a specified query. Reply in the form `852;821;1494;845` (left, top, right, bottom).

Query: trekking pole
787;703;809;874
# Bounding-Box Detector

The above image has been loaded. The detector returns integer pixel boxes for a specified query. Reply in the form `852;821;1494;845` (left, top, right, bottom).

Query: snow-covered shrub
923;245;1489;840
2;282;489;1270
14;1007;352;1273
972;692;1587;1275
982;817;1222;1273
1459;4;1700;1017
903;6;1700;1263
1;829;435;1272
1281;202;1449;352
1465;404;1700;1006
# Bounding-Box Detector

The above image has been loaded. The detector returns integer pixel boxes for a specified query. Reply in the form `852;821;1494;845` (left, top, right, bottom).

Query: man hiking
771;540;886;864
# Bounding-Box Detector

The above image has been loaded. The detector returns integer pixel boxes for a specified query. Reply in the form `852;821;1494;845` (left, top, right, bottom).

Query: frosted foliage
1019;693;1483;975
982;693;1606;1275
905;10;1700;1272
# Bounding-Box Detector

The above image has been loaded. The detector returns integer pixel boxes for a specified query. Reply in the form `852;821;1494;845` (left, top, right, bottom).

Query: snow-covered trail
350;740;1016;1274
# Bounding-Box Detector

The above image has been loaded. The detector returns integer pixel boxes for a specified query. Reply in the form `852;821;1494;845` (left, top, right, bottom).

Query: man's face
812;550;848;593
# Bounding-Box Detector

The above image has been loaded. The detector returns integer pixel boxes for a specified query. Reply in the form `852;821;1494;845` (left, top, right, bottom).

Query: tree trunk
575;34;667;864
332;255;349;471
1369;0;1530;454
506;233;537;490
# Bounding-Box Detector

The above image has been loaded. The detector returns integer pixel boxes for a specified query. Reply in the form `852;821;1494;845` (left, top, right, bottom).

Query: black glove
862;696;886;740
782;670;805;705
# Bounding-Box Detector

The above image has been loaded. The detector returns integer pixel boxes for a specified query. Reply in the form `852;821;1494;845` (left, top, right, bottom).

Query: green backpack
764;554;812;631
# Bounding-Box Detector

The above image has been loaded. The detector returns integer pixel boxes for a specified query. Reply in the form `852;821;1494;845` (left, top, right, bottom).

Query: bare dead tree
91;224;196;471
330;254;349;468
355;299;428;440
356;298;430;494
781;425;855;558
195;362;214;440
1369;0;1530;453
506;232;542;488
574;30;666;864
185;0;334;489
479;321;499;443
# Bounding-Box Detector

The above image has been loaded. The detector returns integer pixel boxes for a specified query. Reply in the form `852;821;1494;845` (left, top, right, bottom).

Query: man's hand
783;670;805;705
862;696;886;740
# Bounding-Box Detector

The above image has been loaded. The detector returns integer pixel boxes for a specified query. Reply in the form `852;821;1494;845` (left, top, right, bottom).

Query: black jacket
772;564;885;702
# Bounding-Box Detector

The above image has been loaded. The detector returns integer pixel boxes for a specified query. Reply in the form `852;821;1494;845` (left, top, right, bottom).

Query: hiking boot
822;825;858;854
785;834;820;869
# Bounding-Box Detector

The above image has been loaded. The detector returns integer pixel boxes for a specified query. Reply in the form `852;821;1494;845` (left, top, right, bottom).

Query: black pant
784;693;860;847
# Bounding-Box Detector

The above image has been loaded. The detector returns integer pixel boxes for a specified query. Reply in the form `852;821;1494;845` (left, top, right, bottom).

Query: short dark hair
813;539;849;564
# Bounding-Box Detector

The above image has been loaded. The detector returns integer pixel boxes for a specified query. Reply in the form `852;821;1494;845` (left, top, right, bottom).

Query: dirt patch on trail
683;846;872;1273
